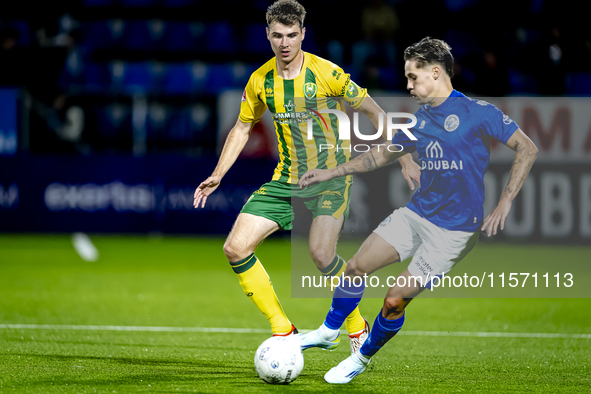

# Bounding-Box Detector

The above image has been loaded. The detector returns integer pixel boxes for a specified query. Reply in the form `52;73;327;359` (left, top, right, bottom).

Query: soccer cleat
273;324;299;337
324;351;370;384
348;318;370;355
299;326;340;351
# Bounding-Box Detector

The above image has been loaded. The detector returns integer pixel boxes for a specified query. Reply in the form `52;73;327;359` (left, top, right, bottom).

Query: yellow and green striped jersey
239;52;368;184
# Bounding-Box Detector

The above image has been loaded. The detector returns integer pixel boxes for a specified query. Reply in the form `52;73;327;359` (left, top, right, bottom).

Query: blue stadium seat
162;63;194;94
146;103;169;142
566;73;591;95
166;107;192;142
207;22;236;53
163;21;205;52
9;21;31;47
85;63;111;89
122;62;157;93
377;67;398;90
444;29;480;61
96;104;132;139
206;64;233;94
245;24;269;54
507;68;538;94
124;21;153;50
84;20;126;49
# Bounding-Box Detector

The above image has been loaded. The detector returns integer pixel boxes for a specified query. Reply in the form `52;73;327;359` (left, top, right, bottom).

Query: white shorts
373;207;479;287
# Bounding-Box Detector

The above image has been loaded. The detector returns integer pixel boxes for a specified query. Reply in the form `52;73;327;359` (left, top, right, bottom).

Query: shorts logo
321;200;332;209
254;187;267;195
303;82;317;99
319;190;342;197
503;114;513;125
345;82;360;98
425;141;444;159
265;87;274;97
444;115;460;132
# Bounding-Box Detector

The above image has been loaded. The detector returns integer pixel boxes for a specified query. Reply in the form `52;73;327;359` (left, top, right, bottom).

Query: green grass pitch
0;234;590;393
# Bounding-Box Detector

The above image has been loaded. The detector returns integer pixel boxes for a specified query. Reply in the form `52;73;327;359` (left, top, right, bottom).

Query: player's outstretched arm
358;96;421;190
481;129;538;236
299;141;412;188
194;119;254;208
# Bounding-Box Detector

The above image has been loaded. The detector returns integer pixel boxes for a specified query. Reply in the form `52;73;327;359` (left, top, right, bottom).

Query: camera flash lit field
0;235;590;393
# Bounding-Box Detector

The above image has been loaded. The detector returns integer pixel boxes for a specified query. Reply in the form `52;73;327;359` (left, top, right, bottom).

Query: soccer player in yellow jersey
193;0;420;353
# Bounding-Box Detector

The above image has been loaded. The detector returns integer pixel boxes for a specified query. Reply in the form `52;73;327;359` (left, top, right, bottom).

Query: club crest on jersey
303;82;317;99
345;82;360;98
444;114;460;132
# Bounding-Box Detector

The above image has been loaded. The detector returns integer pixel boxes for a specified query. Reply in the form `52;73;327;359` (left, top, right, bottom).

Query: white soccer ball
254;336;304;384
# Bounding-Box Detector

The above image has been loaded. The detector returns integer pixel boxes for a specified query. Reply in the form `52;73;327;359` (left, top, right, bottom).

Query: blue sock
359;311;405;357
324;276;365;330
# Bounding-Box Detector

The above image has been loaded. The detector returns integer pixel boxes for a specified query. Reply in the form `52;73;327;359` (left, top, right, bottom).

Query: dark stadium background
0;0;589;242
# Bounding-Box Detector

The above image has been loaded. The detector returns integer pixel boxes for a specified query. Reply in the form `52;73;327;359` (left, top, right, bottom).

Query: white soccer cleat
324;351;370;384
299;325;340;351
348;318;370;355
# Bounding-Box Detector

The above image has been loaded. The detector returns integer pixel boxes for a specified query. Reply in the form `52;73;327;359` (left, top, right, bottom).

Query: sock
323;274;366;330
231;253;292;334
359;311;405;358
321;255;366;335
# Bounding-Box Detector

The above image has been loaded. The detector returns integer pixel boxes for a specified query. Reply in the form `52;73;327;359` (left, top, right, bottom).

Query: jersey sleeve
238;74;267;124
326;67;368;109
482;105;519;144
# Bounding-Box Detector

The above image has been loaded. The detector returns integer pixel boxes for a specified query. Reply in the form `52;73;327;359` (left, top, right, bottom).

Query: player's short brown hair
404;37;454;78
266;0;306;30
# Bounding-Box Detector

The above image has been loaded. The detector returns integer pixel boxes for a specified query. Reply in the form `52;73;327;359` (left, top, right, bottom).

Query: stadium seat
124;20;154;51
206;22;236;53
565;73;591;95
85;63;111;89
166;107;192;142
245;24;269;54
96;104;132;140
122;62;158;93
8;21;31;47
507;68;538;94
163;21;205;52
162;63;194;94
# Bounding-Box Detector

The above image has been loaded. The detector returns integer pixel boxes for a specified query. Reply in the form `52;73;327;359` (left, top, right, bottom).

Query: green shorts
240;178;352;230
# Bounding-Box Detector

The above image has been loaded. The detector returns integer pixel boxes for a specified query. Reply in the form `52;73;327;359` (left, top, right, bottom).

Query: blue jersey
393;90;518;232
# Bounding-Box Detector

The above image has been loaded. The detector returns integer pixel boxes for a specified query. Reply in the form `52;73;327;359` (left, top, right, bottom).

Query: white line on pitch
0;324;589;339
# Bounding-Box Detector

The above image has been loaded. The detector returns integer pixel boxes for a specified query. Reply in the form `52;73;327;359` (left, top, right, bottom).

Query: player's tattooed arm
501;130;538;201
299;143;406;188
481;128;538;236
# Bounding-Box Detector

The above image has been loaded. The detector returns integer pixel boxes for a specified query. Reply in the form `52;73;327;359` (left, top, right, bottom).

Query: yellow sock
321;255;366;335
231;254;292;335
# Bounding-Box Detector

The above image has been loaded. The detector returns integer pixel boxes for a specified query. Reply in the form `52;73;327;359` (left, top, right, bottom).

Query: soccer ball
254;336;304;384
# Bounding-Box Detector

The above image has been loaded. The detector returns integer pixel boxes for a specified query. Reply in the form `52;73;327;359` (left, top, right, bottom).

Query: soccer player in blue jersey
297;37;538;384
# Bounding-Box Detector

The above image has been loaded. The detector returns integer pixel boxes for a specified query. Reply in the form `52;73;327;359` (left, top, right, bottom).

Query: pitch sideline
0;324;589;339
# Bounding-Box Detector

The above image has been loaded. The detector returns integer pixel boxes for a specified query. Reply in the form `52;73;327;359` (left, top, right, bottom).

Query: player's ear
266;27;270;41
301;26;305;41
432;65;441;80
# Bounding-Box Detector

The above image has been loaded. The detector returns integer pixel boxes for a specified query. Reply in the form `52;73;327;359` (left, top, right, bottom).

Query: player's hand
194;176;221;208
298;169;334;189
481;197;512;237
401;158;421;191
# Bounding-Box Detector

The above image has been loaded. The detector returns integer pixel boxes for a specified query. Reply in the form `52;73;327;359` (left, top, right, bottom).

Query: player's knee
382;297;405;317
223;239;247;262
344;257;369;278
308;248;334;270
